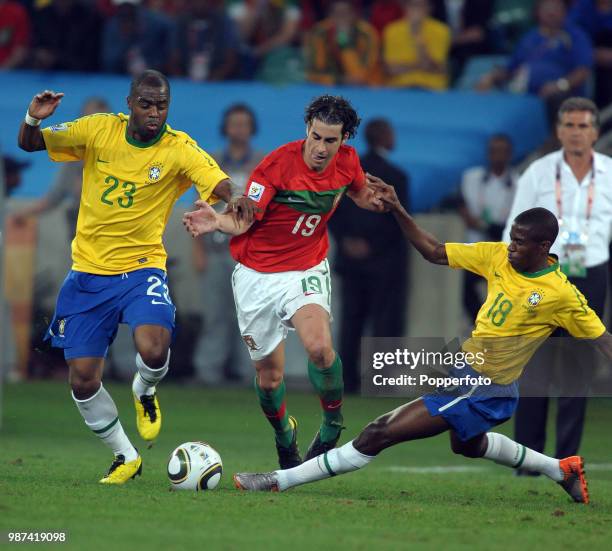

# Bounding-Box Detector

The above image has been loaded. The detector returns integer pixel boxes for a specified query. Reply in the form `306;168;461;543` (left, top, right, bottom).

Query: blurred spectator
169;0;240;81
430;0;493;80
229;0;301;78
477;0;593;125
458;134;518;321
101;0;174;75
192;103;265;384
12;97;111;238
300;0;365;30
329;118;409;393
3;156;30;197
0;0;30;69
305;0;380;85
382;0;451;90
569;0;612;107
370;0;404;35
31;0;101;72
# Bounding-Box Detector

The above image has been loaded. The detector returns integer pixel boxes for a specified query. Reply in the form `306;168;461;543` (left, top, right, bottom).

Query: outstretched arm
211;178;260;224
368;174;448;265
183;200;253;238
347;181;385;212
18;90;64;152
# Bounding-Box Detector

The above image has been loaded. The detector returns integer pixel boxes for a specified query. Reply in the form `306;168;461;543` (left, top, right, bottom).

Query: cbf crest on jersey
147;162;163;184
527;290;544;308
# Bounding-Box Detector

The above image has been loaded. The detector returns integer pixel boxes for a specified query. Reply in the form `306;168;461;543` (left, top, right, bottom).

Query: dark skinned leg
353;398;450;456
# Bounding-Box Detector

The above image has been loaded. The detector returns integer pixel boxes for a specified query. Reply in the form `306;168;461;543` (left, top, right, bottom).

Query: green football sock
254;377;293;448
308;354;344;443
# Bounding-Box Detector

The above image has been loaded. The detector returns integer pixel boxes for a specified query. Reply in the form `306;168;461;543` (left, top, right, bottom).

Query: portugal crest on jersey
147;163;163;183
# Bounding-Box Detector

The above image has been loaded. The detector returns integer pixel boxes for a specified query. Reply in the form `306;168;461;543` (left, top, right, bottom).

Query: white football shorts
231;258;332;360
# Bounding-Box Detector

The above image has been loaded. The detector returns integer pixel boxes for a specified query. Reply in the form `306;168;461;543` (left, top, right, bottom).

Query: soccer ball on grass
167;442;223;491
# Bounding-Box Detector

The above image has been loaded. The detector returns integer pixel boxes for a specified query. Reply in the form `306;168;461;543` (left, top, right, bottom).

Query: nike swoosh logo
151;300;169;305
494;271;501;277
97;157;110;163
286;197;306;203
304;292;320;296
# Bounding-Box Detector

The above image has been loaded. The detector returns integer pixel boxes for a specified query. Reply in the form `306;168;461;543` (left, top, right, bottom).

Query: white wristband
24;111;42;127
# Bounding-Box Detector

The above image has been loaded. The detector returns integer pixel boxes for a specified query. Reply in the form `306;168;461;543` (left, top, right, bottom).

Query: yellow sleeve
180;141;230;205
553;283;606;339
445;242;503;277
41;115;96;162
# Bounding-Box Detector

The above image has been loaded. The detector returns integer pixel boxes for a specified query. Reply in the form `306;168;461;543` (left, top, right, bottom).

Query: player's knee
450;439;482;458
256;371;283;392
139;342;169;369
69;373;101;400
304;339;334;368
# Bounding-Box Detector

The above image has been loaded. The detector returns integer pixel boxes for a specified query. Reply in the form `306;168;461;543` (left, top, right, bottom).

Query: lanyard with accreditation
555;158;595;278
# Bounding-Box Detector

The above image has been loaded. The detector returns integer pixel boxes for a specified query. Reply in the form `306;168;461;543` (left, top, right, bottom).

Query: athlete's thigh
291;303;332;351
119;269;176;335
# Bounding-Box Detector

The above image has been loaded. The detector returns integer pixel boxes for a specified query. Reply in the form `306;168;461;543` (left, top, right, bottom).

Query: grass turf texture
1;381;611;550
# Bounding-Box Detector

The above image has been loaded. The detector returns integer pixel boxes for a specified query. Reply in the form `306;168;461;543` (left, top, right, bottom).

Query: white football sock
275;440;374;491
73;384;137;462
132;351;170;397
484;432;562;481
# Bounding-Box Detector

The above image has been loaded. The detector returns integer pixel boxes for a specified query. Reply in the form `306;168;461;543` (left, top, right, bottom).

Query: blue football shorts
46;268;176;360
422;364;519;441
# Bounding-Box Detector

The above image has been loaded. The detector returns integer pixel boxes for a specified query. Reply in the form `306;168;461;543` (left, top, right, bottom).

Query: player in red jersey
183;96;387;468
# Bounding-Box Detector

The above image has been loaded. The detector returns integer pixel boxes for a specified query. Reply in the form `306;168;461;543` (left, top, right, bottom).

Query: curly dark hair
304;95;361;139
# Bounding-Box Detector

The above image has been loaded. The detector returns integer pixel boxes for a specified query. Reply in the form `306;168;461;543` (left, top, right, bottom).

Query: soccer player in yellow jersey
234;179;612;504
18;70;255;484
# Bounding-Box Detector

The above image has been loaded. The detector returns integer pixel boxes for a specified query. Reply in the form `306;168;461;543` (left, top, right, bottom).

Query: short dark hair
514;207;559;243
364;118;392;148
304;95;361;139
557;97;599;128
220;103;258;136
129;70;170;97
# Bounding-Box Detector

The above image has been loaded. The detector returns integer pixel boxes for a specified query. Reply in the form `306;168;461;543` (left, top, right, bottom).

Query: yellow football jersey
446;242;605;384
42;113;228;275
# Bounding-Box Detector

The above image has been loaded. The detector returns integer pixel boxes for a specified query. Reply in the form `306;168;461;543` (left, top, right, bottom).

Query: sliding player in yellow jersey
235;179;612;504
18;70;256;484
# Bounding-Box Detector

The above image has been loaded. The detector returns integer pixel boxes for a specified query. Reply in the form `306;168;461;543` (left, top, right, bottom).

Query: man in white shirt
460;134;518;320
503;97;612;465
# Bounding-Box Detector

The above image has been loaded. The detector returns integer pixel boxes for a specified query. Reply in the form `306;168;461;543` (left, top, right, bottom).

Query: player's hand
27;90;65;120
225;196;260;224
366;173;398;212
183;200;220;237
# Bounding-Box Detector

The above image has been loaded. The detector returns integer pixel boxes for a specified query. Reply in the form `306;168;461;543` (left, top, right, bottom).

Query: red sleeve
244;164;277;221
348;148;366;193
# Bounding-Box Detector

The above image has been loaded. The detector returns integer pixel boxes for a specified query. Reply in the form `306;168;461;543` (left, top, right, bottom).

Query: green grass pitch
1;381;611;550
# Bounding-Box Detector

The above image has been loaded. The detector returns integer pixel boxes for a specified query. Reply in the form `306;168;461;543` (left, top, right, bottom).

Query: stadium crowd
1;0;612;106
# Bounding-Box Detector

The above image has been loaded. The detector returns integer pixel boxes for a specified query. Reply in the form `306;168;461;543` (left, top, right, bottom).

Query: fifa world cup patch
242;335;260;351
247;181;264;202
147;163;163;183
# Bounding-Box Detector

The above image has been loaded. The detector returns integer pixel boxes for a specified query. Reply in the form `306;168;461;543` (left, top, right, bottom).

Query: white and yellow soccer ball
167;442;223;491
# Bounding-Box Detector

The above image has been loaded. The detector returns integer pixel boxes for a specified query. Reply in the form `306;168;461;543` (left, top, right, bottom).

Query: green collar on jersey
519;258;559;278
125;124;167;148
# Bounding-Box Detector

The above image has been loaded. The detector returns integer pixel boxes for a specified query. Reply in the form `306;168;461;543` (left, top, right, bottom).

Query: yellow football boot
133;385;162;441
99;454;142;484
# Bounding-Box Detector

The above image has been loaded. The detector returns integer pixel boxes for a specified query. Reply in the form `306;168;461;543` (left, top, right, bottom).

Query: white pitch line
385;463;612;474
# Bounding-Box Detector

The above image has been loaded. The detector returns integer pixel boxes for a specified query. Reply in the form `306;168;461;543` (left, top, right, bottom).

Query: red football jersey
230;140;365;272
